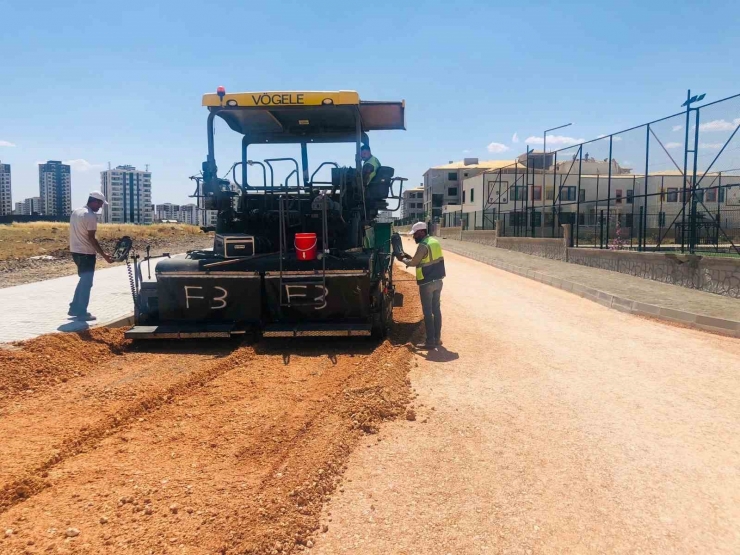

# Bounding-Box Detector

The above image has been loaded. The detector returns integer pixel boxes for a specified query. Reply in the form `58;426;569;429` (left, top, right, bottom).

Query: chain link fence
437;91;740;255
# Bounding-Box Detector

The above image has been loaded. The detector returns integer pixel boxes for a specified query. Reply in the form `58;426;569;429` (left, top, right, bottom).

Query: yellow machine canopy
202;89;405;144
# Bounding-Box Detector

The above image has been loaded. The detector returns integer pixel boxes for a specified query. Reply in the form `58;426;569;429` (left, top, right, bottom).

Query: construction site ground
2;248;740;554
0;223;213;289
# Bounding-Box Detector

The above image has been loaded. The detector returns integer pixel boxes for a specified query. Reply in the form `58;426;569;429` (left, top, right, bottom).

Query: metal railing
440;90;740;256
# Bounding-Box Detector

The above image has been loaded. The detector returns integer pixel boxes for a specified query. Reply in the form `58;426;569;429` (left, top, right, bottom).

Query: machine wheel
371;286;394;339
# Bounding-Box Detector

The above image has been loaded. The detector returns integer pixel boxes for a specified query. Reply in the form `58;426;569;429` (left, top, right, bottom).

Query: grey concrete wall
497;236;566;260
441;222;740;298
461;230;497;247
567;248;740;298
440;226;462;240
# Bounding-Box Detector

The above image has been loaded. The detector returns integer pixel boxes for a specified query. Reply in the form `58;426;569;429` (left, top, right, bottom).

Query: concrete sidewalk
438;237;740;336
1;261;156;343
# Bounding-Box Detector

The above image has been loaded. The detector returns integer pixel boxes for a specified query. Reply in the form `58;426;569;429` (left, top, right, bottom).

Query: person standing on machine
68;191;114;321
396;221;445;349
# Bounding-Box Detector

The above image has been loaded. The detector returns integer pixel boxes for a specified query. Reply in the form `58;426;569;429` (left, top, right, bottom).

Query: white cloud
596;134;622;141
462;149;471;154
63;159;105;172
699;118;740;132
665;142;682;149
672;125;683;132
525;135;585;146
0;140;16;147
486;142;510;154
699;143;724;149
511;132;519;143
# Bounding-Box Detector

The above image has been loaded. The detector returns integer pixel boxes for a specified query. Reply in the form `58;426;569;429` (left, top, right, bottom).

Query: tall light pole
680;90;705;253
542;123;572;235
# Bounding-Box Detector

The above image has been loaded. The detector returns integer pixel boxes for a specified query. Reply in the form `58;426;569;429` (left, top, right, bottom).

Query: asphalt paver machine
125;89;406;339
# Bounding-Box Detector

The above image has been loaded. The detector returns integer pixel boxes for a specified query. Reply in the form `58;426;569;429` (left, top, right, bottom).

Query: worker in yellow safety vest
396;221;446;349
360;144;381;185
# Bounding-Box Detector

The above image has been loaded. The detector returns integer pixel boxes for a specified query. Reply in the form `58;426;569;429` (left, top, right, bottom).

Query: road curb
444;244;740;338
97;313;135;329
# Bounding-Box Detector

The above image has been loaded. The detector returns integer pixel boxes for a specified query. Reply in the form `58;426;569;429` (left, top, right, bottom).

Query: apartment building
401;186;425;220
422;158;521;221
39;161;72;217
0;161;11;216
100;165;153;224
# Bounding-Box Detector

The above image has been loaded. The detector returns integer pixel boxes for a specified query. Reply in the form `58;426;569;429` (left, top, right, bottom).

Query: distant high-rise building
39;161;71;217
100;165;153;224
14;202;23;215
25;197;41;215
0;161;12;216
154;203;180;221
178;204;199;225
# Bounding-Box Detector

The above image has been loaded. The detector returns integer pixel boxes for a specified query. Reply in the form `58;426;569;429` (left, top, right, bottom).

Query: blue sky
1;0;739;209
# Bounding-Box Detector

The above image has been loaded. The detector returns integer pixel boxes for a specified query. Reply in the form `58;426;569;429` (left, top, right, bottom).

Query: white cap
89;191;108;205
408;221;427;235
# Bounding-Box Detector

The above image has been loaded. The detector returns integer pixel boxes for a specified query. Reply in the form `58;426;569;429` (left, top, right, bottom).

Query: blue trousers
70;253;96;315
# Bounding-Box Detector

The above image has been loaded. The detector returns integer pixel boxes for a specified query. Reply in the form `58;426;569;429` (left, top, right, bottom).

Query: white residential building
39;161;71;217
15;197;42;215
199;210;219;227
100;165;153;224
0;161;11;216
422;158;522;221
178;203;199;225
401;186;425;220
154;203;180;221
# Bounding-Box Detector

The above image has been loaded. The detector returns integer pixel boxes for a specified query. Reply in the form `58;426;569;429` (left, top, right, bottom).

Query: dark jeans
70;253;96;315
419;279;443;344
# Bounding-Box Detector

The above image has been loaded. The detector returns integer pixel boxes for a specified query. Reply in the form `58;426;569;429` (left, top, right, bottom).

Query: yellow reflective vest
363;155;381;184
415;236;446;284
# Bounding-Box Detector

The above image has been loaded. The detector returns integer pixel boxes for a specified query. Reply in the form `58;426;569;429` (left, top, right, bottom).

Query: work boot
74;313;97;322
414;341;436;350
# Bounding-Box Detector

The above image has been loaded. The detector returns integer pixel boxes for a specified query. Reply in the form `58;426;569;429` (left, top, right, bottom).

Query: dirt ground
0;276;423;554
0;223;213;288
312;246;740;554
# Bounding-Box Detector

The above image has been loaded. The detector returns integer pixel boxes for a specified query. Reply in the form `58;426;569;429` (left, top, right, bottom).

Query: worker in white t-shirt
68;191;114;321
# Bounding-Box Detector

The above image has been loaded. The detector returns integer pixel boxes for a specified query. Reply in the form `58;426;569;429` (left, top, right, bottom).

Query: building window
564;186;577;201
448;187;458;197
626;213;633;228
695;190;705;202
447;172;457;181
667;188;678;203
719;186;726;203
659;212;666;227
462;191;466;203
509;212;527;227
470;188;475;202
706;188;717;202
579;189;586;202
533;186;542;201
513;186;527;201
626;190;633;204
546;187;554;201
616;189;623;204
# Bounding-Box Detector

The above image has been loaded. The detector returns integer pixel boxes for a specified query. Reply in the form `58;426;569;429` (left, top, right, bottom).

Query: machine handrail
309;162;339;188
246;160;269;190
264;158;301;191
386;177;407;212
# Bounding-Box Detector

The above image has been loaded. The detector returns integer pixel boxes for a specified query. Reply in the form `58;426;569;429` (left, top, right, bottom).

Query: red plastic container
294;233;318;261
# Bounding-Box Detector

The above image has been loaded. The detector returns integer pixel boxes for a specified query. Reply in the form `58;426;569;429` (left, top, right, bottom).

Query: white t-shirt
69;206;99;255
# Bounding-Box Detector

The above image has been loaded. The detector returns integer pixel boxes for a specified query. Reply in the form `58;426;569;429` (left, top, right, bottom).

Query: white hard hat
89;191;108;205
408;221;427;235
